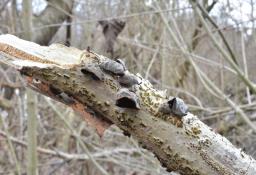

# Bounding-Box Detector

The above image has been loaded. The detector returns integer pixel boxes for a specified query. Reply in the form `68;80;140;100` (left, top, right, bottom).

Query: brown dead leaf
98;19;125;57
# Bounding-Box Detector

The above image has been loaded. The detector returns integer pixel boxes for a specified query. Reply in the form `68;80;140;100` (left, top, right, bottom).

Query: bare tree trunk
0;34;256;175
22;0;38;175
10;0;17;33
175;0;218;88
32;0;74;45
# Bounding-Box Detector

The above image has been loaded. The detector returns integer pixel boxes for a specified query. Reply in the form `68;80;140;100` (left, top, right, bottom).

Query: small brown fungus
99;59;126;76
49;85;62;95
20;68;30;76
57;92;75;105
169;97;188;117
116;88;140;109
87;46;91;52
63;74;70;78
116;59;126;70
84;107;95;116
118;72;140;87
123;130;131;137
81;63;104;80
159;97;188;117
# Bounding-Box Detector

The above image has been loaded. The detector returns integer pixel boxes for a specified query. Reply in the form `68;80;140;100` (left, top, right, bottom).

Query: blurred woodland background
1;0;256;174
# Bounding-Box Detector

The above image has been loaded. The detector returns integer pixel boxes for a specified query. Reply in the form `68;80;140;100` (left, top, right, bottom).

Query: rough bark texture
0;34;256;175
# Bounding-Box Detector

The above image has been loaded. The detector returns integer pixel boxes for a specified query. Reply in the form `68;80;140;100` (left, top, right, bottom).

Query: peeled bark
0;34;256;175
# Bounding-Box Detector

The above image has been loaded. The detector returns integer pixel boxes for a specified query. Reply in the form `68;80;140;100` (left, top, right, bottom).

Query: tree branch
0;34;255;175
32;0;74;45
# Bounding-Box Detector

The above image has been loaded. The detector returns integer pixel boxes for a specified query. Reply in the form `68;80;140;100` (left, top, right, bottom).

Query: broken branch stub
0;34;256;175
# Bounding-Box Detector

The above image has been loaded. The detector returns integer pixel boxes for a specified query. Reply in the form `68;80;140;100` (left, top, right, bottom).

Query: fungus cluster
81;57;188;117
99;59;141;109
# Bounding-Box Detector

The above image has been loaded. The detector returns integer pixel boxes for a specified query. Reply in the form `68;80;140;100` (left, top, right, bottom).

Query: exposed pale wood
0;34;256;175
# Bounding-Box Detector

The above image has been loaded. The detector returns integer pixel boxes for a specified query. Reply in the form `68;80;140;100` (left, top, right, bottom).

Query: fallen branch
0;34;255;175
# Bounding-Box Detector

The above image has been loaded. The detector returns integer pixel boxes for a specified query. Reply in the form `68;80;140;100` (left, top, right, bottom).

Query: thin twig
0;129;139;160
194;0;238;65
45;98;110;175
241;29;251;104
191;1;256;95
0;115;21;175
157;1;256;132
145;31;163;79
